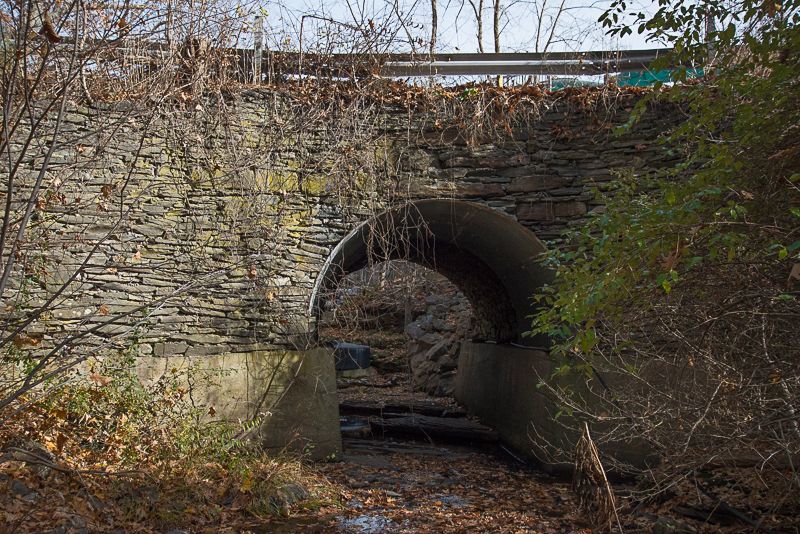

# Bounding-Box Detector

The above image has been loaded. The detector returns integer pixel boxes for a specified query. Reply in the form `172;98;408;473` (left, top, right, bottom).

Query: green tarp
616;68;704;87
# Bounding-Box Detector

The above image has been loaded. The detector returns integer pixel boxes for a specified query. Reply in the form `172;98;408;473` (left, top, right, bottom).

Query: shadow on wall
136;348;342;459
309;199;554;344
456;342;660;472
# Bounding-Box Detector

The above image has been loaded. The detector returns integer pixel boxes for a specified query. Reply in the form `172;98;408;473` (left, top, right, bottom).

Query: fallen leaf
88;373;112;387
56;433;68;453
13;333;41;348
789;263;800;284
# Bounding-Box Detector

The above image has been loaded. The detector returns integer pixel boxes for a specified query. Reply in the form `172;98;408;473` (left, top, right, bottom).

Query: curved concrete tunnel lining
309;199;553;344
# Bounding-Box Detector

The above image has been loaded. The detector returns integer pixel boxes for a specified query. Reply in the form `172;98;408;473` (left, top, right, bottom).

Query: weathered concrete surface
136;348;341;459
310;200;553;343
455;342;566;469
454;342;654;471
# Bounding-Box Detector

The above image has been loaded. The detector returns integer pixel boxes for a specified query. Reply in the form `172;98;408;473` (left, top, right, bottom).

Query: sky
255;0;659;53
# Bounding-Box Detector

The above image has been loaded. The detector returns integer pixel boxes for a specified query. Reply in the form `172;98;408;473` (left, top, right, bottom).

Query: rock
2;439;57;479
270;482;310;514
338;366;379;379
416;314;434;331
412;360;439;386
404;321;427;340
652;516;697;534
436;370;457;397
402;149;439;171
410;339;448;369
431;316;455;332
424;339;450;362
279;483;310;504
404;289;471;396
11;479;37;500
67;515;88;534
425;294;445;305
438;352;459;370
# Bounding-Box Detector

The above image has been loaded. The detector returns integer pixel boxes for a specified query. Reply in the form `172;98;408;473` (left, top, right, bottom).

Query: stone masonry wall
5;89;681;363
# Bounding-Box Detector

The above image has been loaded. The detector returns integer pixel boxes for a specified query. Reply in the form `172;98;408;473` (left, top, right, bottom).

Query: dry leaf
788;263;800;284
89;373;112;387
40;13;61;43
56;433;68;453
662;245;683;271
13;333;41;348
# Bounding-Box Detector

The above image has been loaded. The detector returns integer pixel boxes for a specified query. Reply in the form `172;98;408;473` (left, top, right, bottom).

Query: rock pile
405;292;473;397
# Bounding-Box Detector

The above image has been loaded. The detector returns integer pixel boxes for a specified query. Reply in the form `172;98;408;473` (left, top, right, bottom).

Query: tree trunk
430;0;437;55
493;0;502;86
467;0;485;53
493;0;501;53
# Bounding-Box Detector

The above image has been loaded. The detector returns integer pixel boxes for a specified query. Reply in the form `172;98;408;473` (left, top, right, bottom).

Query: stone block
516;201;587;221
454;183;505;198
476;153;529;168
553;201;588;217
506;175;568;193
153;342;190;356
516;202;553;221
185;344;227;357
402;149;439;171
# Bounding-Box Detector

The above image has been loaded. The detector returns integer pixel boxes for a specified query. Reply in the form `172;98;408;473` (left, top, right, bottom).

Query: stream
268;401;586;533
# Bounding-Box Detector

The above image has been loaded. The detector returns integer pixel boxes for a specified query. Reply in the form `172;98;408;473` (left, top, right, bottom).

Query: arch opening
319;260;475;399
310;199;552;345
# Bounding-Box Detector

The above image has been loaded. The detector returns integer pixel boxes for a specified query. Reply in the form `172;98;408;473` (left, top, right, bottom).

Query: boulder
404;290;473;396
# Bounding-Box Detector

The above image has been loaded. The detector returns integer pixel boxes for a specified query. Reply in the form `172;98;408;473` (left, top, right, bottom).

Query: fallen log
339;399;467;418
369;414;498;443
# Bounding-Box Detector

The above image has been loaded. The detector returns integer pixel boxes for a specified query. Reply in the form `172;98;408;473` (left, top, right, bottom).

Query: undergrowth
0;354;338;532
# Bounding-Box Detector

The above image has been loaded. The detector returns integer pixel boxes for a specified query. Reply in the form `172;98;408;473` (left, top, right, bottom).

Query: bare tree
466;0;486;52
430;0;438;54
493;0;501;52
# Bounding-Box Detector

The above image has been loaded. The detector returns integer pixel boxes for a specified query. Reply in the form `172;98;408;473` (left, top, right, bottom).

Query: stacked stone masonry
5;89;681;362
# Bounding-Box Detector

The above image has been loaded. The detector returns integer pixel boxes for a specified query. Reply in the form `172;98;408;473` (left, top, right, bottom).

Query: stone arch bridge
24;89;679;465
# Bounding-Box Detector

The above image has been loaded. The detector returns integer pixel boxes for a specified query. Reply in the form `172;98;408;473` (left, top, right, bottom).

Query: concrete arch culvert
309;199;554;345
